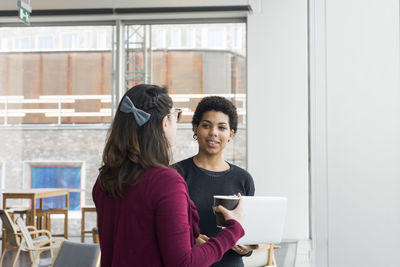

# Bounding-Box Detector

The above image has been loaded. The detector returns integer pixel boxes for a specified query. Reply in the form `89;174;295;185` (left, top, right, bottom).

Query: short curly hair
192;96;238;133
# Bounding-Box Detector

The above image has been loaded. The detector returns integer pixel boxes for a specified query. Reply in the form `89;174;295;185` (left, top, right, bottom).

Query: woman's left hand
232;244;259;255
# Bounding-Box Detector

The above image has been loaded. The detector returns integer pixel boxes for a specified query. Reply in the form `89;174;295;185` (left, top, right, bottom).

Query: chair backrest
15;216;37;259
51;240;100;267
0;209;21;247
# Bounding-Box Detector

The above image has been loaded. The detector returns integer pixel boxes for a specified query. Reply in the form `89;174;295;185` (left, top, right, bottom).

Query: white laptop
234;196;287;245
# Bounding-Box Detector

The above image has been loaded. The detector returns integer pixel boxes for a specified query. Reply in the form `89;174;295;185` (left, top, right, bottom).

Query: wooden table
2;188;69;238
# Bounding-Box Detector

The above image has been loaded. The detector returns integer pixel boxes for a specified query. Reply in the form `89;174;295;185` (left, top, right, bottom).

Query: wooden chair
51;240;100;267
81;206;96;242
44;208;68;238
91;227;99;244
5;207;31;224
265;244;280;267
15;217;64;267
243;243;280;267
33;210;51;232
0;209;51;267
0;209;24;267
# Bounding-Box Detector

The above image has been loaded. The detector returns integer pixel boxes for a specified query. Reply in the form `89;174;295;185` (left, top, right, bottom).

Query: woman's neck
193;153;230;172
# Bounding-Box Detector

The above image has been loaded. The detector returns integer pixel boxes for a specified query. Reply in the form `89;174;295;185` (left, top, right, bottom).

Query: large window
0;21;247;236
31;165;82;211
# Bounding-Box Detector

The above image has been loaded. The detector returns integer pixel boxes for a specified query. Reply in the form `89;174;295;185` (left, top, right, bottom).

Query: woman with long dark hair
92;84;244;267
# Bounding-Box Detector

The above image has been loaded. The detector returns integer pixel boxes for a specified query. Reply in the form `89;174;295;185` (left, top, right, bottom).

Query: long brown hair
99;84;173;197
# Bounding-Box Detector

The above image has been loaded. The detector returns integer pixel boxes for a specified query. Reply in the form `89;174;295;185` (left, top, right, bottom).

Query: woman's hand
232;244;259;255
213;193;243;224
195;234;210;246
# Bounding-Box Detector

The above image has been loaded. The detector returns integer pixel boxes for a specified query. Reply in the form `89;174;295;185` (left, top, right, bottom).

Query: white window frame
15;37;31;50
206;28;226;49
62;33;79;50
154;29;166;49
169;28;181;48
0;38;8;51
0;161;4;207
86;31;94;49
97;31;107;50
185;28;196;49
309;0;329;266
233;27;242;50
38;35;55;51
0;161;4;190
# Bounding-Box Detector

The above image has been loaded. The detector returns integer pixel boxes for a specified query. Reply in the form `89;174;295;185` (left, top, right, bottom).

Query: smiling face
194;110;235;157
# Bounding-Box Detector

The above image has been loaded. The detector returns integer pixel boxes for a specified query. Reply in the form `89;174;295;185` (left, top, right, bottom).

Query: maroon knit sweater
92;167;244;267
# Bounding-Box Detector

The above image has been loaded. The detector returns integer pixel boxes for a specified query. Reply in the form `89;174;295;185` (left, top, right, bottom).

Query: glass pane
0;26;113;125
125;23;247;167
32;166;81;211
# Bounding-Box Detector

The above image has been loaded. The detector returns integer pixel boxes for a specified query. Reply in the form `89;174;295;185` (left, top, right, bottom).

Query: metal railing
0;94;246;126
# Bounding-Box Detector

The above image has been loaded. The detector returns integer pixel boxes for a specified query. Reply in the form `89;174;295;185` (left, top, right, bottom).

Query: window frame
0;161;4;207
23;161;85;213
205;27;227;49
15;37;31;50
0;161;4;190
38;35;55;50
169;28;181;48
184;28;196;49
62;32;80;50
153;28;166;49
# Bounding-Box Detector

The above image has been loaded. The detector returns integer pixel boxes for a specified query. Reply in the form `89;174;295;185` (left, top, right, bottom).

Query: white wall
325;0;400;266
247;0;309;240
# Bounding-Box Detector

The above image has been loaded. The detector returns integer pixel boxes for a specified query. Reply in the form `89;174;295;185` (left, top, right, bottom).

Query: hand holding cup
213;193;243;227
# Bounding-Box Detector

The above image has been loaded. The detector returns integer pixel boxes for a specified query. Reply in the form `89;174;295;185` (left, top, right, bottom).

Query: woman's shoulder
172;157;194;168
171;157;194;176
228;163;255;195
146;166;183;181
142;167;190;208
229;163;253;180
148;167;190;189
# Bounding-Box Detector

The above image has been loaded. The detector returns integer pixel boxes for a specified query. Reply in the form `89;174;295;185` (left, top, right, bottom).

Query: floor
0;236;84;267
1;236;311;267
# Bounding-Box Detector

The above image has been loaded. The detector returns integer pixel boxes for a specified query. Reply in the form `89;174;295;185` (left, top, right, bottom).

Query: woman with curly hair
92;85;244;267
174;96;257;267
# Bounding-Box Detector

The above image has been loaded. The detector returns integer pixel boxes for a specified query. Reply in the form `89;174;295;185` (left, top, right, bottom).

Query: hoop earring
193;134;198;141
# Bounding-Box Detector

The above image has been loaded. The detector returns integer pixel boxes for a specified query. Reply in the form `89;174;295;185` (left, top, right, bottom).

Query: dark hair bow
119;96;151;126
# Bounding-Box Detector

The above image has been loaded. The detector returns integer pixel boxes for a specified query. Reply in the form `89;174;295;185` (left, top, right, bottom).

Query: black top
174;157;255;267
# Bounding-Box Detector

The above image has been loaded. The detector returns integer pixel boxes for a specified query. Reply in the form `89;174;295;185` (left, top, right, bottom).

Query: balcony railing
0;94;246;126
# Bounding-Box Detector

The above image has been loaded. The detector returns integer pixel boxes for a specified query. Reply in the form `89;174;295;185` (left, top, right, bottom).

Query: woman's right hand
213;193;243;225
195;234;210;246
